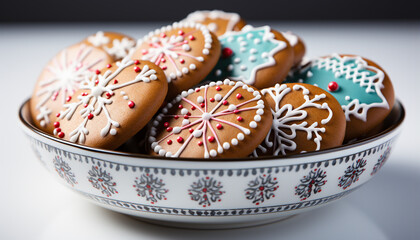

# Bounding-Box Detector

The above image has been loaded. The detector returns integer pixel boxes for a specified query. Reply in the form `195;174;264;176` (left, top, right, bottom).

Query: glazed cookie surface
148;79;272;159
286;54;394;141
52;58;168;150
253;83;346;156
85;31;136;61
130;22;221;99
205;25;294;89
183;10;246;37
30;43;113;132
282;31;306;67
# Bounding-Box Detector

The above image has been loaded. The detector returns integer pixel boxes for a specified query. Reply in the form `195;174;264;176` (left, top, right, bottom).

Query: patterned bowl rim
19;98;405;162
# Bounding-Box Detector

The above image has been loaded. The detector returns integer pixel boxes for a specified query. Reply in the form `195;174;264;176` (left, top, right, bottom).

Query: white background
1;21;419;239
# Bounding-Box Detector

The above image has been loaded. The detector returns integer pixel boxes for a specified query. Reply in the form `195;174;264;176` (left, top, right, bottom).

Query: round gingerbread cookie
85;31;136;61
282;31;306;67
253;83;346;156
148;79;272;159
182;10;246;37
286;54;395;141
204;25;294;89
30;43;113;133
130;22;221;99
52;58;168;150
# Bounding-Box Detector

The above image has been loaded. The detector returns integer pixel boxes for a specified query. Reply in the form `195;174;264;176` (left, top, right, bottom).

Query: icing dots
205;26;287;85
149;79;266;158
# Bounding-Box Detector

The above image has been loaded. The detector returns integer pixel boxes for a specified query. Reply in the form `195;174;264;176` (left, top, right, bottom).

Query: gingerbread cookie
183;10;246;37
205;25;294;89
52;58;168;150
30;43;113;132
282;31;306;67
286;54;395;141
85;31;136;61
253;83;346;156
148;79;272;158
130;22;221;99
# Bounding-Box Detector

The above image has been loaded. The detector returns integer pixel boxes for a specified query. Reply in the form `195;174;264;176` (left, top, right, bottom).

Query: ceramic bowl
19;99;405;229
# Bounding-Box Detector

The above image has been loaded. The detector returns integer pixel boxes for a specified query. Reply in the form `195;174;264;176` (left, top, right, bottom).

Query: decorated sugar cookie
205;25;294;89
253;83;346;156
30;43;113;132
85;31;136;61
183;10;246;37
148;79;272;158
282;31;306;67
52;58;167;150
130;22;221;99
286;54;395;141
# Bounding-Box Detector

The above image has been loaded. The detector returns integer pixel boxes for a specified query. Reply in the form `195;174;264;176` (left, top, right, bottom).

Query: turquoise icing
286;58;382;106
205;27;284;84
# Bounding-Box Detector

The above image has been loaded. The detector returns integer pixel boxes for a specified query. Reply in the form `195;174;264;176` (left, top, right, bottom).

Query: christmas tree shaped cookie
286;54;395;140
205;25;294;89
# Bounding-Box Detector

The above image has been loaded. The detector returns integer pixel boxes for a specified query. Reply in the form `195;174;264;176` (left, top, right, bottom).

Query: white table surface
1;21;419;240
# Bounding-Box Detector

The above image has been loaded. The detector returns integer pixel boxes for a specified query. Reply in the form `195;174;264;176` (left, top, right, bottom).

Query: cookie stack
29;10;395;159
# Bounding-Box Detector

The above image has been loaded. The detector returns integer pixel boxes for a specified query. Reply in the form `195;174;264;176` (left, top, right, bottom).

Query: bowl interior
19;98;405;161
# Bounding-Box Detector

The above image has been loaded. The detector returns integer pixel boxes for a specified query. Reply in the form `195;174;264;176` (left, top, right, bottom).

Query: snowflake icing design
56;57;158;143
254;84;333;156
314;54;388;121
87;31;110;47
36;45;104;127
104;38;136;60
245;174;279;205
188;177;224;207
150;80;265;158
295;168;327;201
206;25;287;85
53;155;78;187
88;166;118;197
133;173;168;204
338;159;367;190
136;23;212;82
371;147;391;175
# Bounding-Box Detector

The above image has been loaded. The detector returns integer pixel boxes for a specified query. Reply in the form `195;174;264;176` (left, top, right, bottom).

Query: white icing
183;10;241;36
281;31;298;47
104;38;136;60
87;31;110;47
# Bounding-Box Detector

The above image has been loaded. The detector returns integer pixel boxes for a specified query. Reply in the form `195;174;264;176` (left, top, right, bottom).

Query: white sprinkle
227;64;234;71
210;150;217;157
193;129;202;138
182;44;191;51
228;104;237;111
231;138;238;145
150;75;157;80
182;119;190;126
217;146;223;154
203;49;209;55
254;38;261;44
257;100;264;105
154;145;162;152
197;57;204;62
189;64;196;70
345;96;351;101
240;47;247;53
173;127;181;134
215;69;222;76
227;36;234;42
181;108;189;114
249;56;256;62
237;36;244;42
170;73;176;79
234;58;241;64
165;152;172;157
261;52;268;58
181;91;188;97
159;149;166;156
254;115;261;122
110;129;117;135
223;142;230;150
237;133;245;140
204;43;211;49
307;71;313;77
214;94;222;101
247;33;253;39
240;65;247;71
120;91;126;95
250;48;258;54
249;121;257;128
151;142;158;148
197;96;204;103
153;120;159;126
256;109;264;115
244;129;251;135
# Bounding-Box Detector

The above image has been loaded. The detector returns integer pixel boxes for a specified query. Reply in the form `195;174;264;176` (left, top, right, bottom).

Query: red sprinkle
58;132;65;138
106;64;112;68
222;48;233;58
84;104;88;108
216;86;222;91
200;103;205;108
191;106;196;110
160;33;167;38
113;79;118;84
237;116;243;121
233;110;239;114
328;81;339;92
95;69;101;75
209;98;215;102
197;141;203;146
142;49;148;55
66;96;72;102
189;128;194;133
236;93;242;99
178;104;183;109
87;113;94;120
55;128;61;133
134;60;140;65
216;124;222;129
195;88;200;92
134;66;141;72
53;122;60;128
177;137;184;143
95;79;99;85
178;30;184;35
184;115;189;119
167;140;172;145
161;66;167;70
222;100;228;105
166;127;173;132
174;115;179;119
163;122;169;127
56;113;60;117
180;59;185;64
161;58;166;63
128;101;135;108
106;92;112;98
208;136;215;142
189;35;195;40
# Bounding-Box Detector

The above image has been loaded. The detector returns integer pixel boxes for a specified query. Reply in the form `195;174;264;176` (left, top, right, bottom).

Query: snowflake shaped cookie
149;79;272;158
